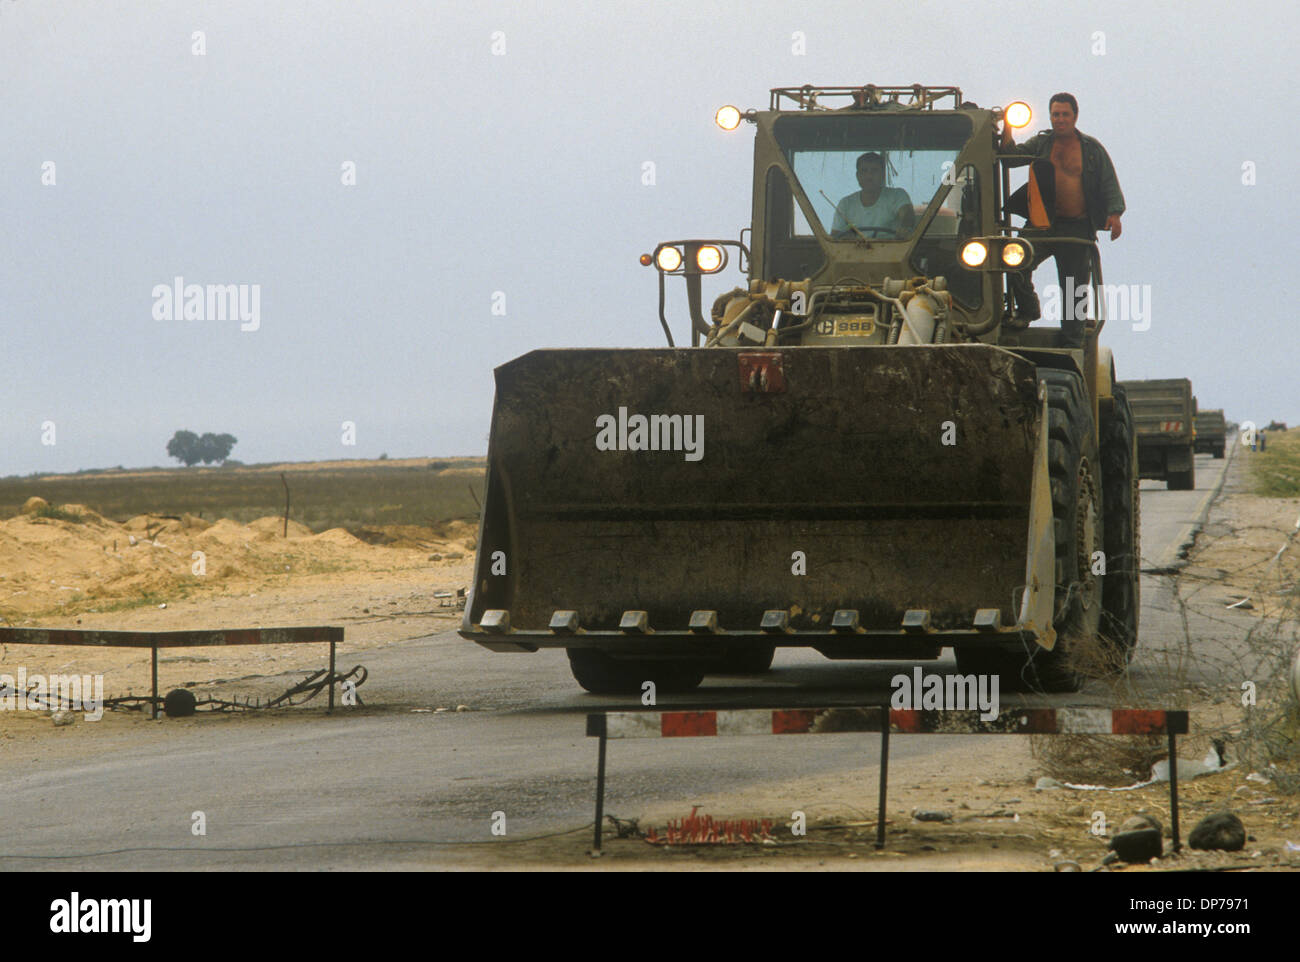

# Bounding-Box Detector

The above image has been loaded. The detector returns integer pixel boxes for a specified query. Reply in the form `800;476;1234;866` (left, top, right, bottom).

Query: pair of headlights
641;244;727;274
961;238;1031;270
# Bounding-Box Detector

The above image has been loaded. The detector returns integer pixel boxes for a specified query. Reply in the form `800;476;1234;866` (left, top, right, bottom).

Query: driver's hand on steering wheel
833;225;896;239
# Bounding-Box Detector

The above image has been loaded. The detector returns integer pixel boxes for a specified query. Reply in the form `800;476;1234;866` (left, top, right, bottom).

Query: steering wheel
833;226;898;239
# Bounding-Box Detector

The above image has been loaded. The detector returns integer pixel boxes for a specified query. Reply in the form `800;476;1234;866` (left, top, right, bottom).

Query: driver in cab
831;152;915;238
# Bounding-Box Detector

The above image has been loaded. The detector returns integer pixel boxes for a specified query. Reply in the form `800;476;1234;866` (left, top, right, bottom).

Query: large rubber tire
1167;452;1196;490
1098;383;1140;669
957;369;1102;692
567;649;705;695
704;644;776;675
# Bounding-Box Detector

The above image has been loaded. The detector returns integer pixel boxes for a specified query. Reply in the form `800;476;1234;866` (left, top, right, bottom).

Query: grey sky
3;0;1295;474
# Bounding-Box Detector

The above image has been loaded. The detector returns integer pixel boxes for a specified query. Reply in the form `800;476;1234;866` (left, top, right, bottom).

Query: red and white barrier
597;707;1188;739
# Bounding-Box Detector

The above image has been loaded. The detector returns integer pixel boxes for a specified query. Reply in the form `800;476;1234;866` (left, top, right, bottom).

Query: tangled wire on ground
1033;472;1300;790
2;665;368;716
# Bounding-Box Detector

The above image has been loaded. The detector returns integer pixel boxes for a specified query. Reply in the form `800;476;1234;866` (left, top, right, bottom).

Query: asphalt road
0;447;1239;869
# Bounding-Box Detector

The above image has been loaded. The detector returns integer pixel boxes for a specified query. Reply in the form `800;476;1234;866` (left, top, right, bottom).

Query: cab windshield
775;113;974;241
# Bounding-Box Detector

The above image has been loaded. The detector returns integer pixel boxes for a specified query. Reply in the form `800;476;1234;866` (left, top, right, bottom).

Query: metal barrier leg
593;717;608;855
328;640;336;714
876;705;890;849
1167;730;1181;853
151;645;159;720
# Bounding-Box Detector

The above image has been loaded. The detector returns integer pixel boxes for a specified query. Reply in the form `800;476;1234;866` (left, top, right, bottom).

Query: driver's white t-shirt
832;186;912;233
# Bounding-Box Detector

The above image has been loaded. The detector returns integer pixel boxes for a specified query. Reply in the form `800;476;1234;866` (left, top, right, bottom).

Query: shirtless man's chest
1051;137;1086;218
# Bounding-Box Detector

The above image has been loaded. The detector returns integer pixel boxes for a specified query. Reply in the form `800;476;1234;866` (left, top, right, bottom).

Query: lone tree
167;430;238;466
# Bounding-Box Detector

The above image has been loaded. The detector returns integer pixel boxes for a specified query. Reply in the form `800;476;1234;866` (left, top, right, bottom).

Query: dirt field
0;457;486;532
0;498;475;724
3;452;1299;870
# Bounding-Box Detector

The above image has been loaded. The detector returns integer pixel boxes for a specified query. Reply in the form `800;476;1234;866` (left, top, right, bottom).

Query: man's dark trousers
1008;216;1097;348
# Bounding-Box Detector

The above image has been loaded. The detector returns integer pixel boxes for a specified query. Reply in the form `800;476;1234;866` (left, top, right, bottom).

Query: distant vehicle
1119;378;1196;490
1193;409;1226;459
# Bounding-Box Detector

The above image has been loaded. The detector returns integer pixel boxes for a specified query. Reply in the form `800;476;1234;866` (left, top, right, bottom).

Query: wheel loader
460;84;1140;694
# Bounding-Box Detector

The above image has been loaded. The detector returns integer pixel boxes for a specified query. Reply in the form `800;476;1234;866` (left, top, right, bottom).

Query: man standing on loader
1002;92;1126;347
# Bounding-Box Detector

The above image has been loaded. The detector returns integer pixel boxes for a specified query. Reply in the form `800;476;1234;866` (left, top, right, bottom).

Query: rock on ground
1188;812;1246;851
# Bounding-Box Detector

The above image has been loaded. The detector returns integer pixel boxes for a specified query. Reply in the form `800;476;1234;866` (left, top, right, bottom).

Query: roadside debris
1188;813;1246;851
644;807;775;845
913;809;954;823
1109;813;1164;863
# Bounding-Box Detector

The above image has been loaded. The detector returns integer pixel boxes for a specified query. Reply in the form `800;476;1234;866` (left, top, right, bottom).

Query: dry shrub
1030;733;1166;786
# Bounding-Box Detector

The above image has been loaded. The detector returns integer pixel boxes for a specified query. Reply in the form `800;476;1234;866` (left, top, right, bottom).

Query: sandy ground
0;504;473;723
409;754;1300;871
3;457;1300;870
1178;492;1300;619
25;456;483;483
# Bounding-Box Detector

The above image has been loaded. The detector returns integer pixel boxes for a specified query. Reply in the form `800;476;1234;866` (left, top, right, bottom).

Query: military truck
1120;378;1197;489
1194;408;1227;458
461;84;1140;693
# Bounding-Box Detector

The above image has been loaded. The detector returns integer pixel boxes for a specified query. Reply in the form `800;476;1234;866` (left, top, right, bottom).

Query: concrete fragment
912;809;952;822
1120;813;1162;836
1109;828;1163;863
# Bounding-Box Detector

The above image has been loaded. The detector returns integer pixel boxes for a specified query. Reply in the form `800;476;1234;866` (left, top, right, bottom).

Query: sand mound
58;504;108;524
248;517;313;538
431;519;478;541
194;519;252;546
122;514;212;535
21;496;49;514
311;528;364;547
0;504;477;621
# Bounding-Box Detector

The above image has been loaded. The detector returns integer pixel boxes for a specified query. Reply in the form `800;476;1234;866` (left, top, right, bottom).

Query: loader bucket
462;344;1057;657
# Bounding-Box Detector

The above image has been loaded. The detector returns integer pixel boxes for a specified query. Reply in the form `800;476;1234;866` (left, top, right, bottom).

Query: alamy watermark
151;276;260;331
0;669;104;721
595;407;704;462
50;893;150;942
1041;278;1151;332
890;667;1000;721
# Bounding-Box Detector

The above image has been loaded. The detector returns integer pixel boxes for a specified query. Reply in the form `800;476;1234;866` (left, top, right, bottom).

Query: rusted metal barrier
0;626;345;718
586;706;1189;854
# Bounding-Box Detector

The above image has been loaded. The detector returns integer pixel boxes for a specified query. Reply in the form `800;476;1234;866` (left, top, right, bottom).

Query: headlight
656;246;683;272
715;105;742;131
695;245;724;273
1001;241;1028;268
1004;101;1032;129
961;241;988;268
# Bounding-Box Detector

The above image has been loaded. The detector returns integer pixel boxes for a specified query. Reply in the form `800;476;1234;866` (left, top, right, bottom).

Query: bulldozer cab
755;89;988;308
685;85;1105;354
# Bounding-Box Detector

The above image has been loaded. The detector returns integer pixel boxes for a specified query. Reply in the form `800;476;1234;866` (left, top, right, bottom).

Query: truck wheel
1167;460;1196;490
705;644;776;675
1098;383;1139;668
567;649;704;695
959;370;1101;692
